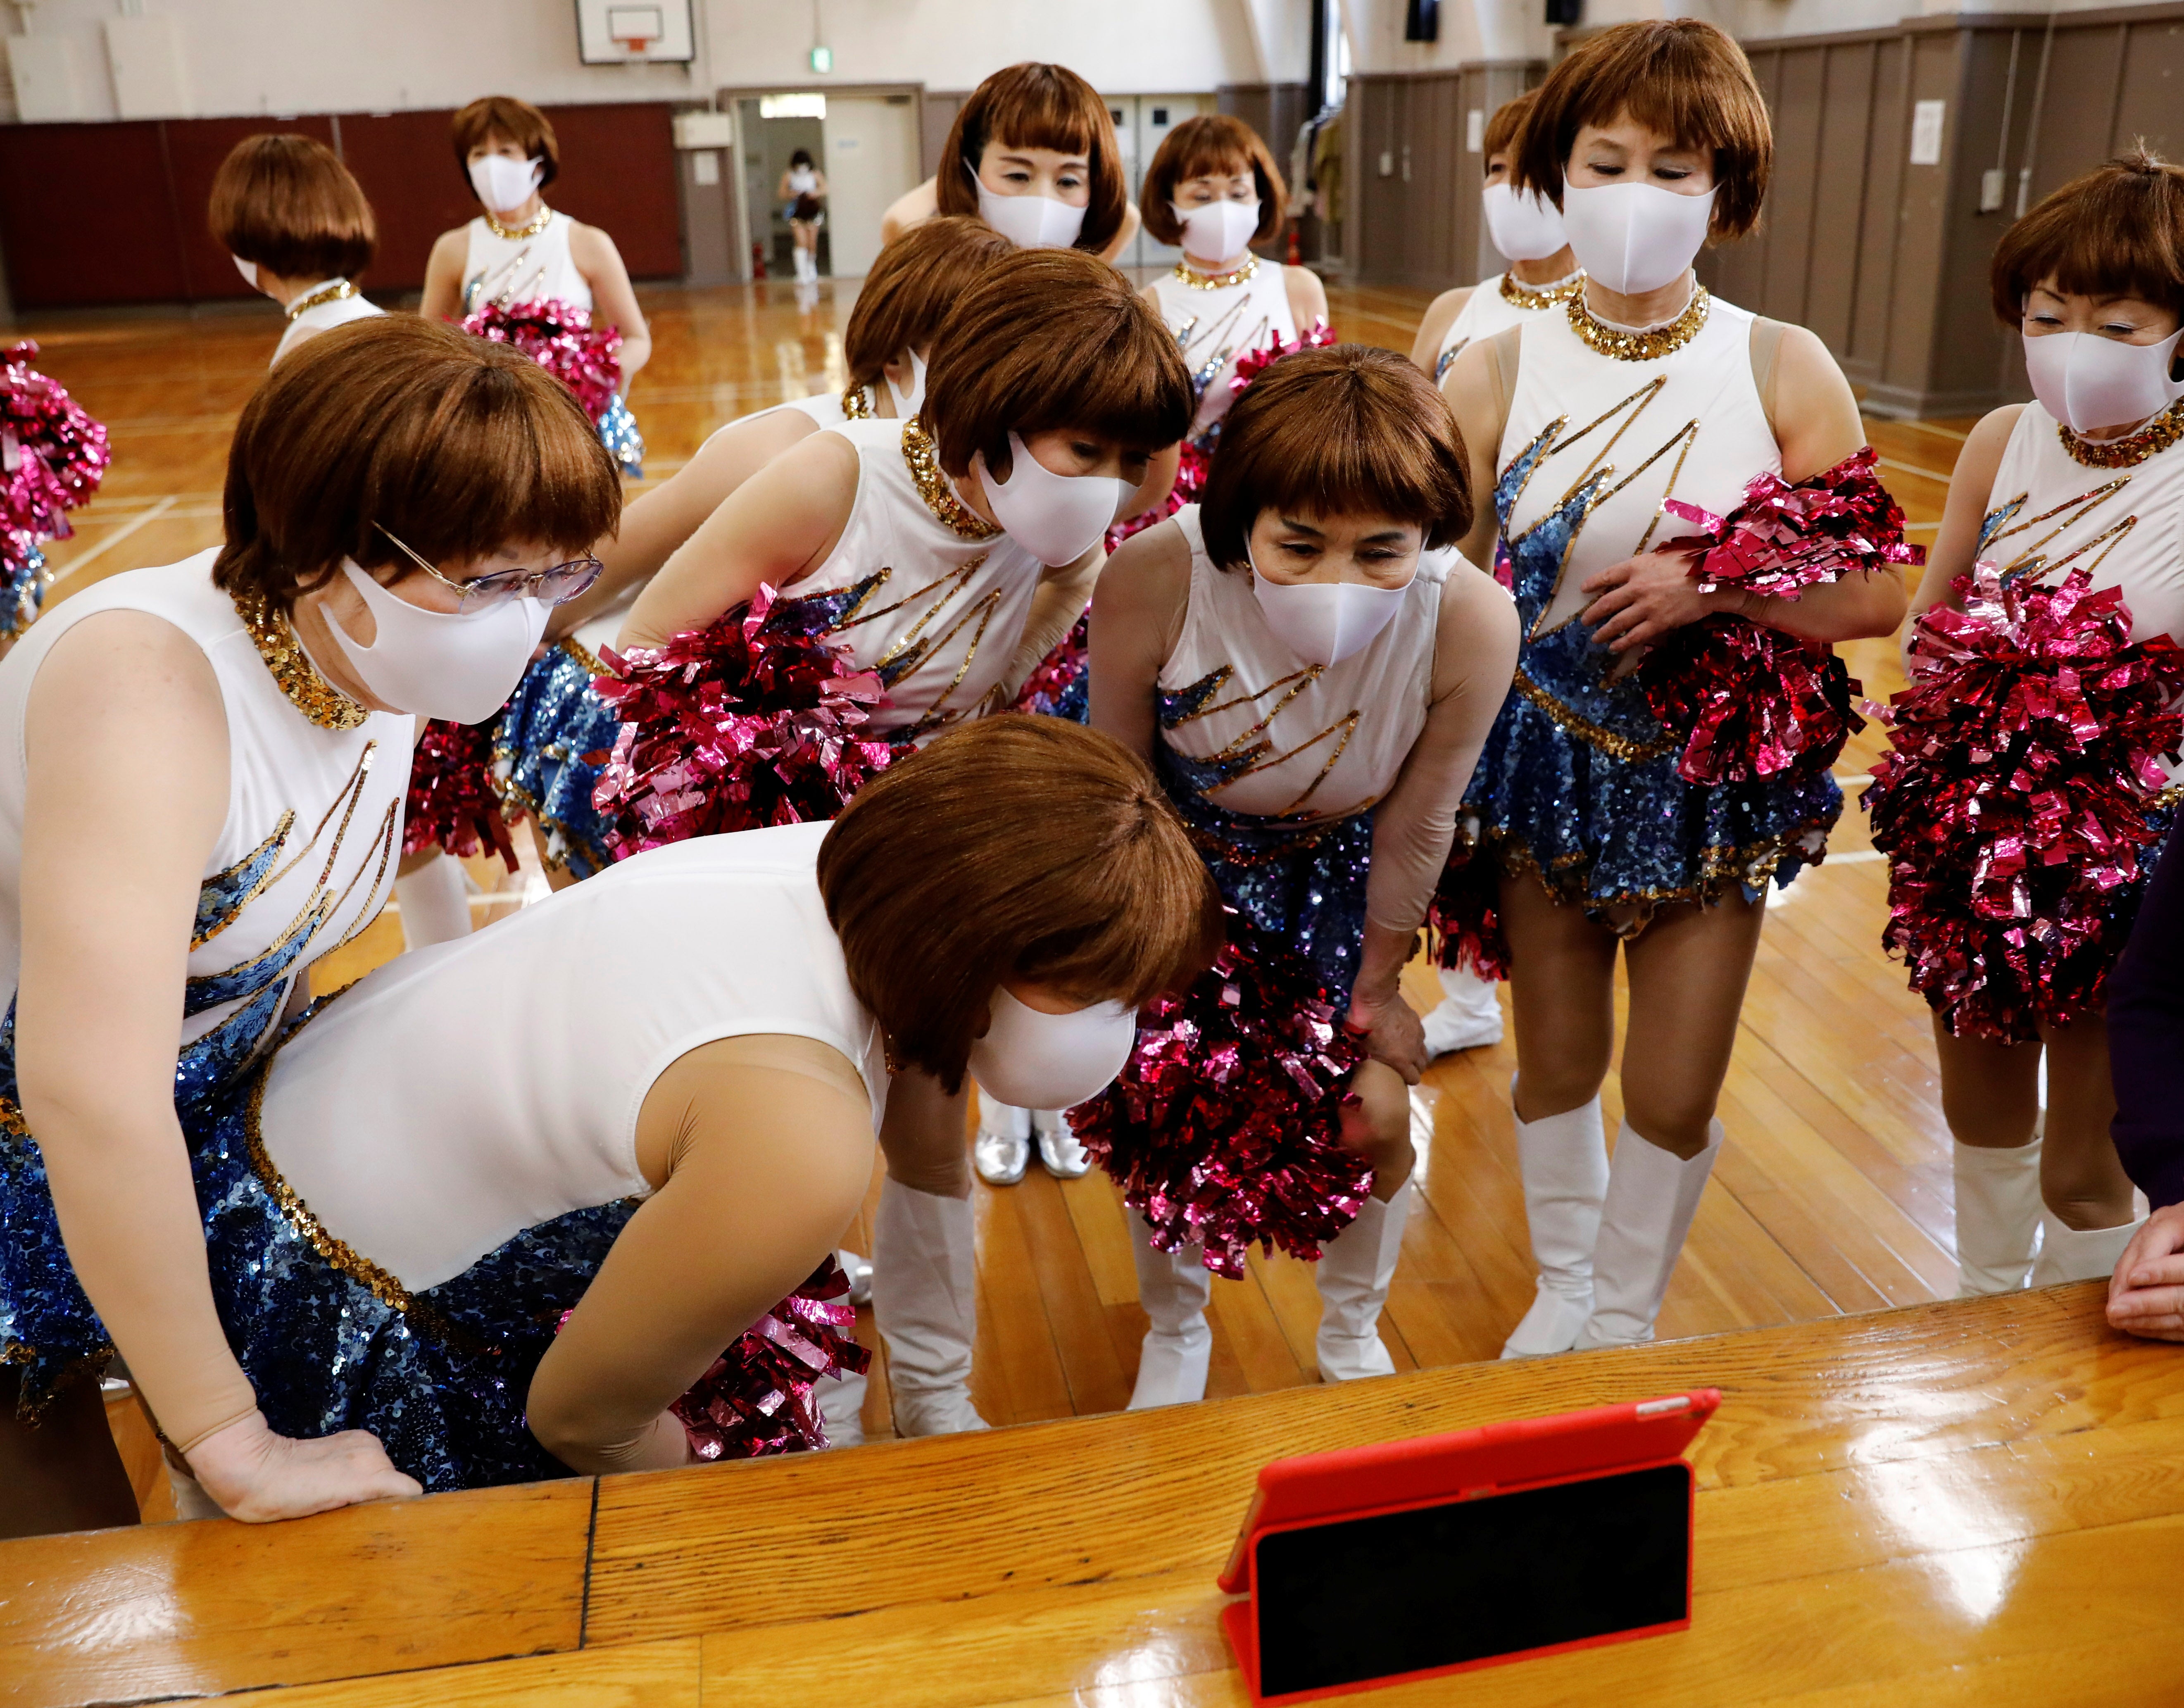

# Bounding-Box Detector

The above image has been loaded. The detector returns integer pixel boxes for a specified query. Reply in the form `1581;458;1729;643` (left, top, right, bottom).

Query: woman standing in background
779;147;829;283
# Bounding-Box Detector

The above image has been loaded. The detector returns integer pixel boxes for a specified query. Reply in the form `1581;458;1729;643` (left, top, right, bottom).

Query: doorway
733;90;921;281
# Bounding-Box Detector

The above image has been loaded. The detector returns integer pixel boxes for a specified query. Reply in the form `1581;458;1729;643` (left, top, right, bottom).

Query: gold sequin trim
483;205;553;240
1173;254;1259;290
1501;270;1583;311
559;635;611;677
1567;284;1710;363
1511;667;1677;763
232;590;371;731
901;418;1002;542
0;1094;27;1138
2057;399;2184;469
285;278;357;321
842;384;874;421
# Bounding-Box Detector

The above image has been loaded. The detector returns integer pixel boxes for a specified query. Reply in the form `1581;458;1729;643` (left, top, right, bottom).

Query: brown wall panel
2025;24;2127;205
1846;36;1906;387
1763;47;1825;326
921;91;966;182
0;122;185;308
1805;42;1877;362
335;110;476;293
164;116;339;301
533;102;681;278
2113;19;2184;159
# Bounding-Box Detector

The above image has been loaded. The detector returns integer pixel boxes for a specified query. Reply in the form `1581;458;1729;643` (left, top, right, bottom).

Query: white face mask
968;986;1138;1110
233;255;259;289
1173;197;1261;264
1480;180;1568;263
469;154;542;214
1248;548;1416;668
2023;327;2184;434
885;348;928;418
972;433;1132;565
324;559;548;723
969;162;1087;250
1560;181;1716;297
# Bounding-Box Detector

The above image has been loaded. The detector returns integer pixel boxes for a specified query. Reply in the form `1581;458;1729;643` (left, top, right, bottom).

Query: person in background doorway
880;63;1142;264
210;133;385;365
780;147;829;283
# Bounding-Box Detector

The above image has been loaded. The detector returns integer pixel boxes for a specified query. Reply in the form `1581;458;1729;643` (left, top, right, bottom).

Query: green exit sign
810;45;833;73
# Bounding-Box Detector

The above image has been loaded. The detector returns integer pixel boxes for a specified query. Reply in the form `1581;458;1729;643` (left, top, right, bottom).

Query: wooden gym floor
22;276;1969;1486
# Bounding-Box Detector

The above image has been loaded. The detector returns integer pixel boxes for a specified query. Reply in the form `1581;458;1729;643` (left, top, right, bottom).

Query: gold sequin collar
233;589;371;731
1500;269;1583;311
1173;254;1259;291
901;418;1003;541
483;205;553;241
285;278;357;321
843;384;874;421
1567;283;1710;362
2058;399;2184;469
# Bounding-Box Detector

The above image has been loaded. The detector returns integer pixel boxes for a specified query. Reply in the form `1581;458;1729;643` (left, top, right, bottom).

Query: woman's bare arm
1441;331;1514;570
1409;286;1473;371
1285;264;1330;331
1087;519;1192;764
418;228;469;322
571;223;652;386
525;1039;875;1473
881;178;938;247
618;431;860;649
1907;404;2019;629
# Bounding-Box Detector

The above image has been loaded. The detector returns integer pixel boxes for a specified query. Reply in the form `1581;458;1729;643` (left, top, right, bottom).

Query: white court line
1875;455;1952;483
47;494;180;587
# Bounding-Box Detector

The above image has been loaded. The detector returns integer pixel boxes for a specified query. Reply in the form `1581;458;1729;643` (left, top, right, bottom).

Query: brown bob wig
209;134;376;284
1139;115;1287;248
1482;91;1536;169
212;316;620;613
1199;345;1473;570
932;63;1129;255
843;216;1014;392
1991;148;2184;324
819;716;1220;1091
1511;19;1772;241
451;95;561;197
921;247;1192;478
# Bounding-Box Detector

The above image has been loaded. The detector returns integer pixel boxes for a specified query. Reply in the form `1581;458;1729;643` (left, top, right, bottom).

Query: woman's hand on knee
185;1411;421;1522
2108;1204;2184;1342
1344;985;1427;1086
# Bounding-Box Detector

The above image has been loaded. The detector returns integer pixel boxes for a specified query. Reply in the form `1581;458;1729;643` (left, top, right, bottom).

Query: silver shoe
973;1116;1031;1185
835;1247;873;1307
1033;1109;1092;1178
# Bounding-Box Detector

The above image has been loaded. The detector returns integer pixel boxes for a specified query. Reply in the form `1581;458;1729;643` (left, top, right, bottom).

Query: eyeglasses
373;523;604;612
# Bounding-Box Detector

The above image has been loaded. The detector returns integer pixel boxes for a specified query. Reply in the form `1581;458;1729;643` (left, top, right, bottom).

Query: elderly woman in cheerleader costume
0;317;621;1536
210;133;385;364
1078;344;1519;1406
1877;152;2184;1300
1438;21;1909;1359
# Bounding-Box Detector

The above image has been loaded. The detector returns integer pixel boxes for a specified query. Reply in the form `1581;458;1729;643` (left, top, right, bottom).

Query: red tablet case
1218;1389;1720;1705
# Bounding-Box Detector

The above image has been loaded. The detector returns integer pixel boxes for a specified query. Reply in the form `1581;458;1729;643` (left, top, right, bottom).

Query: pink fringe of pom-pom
460;298;623;426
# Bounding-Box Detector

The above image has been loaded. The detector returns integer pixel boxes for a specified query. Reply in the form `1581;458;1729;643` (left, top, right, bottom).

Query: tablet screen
1252;1461;1691;1696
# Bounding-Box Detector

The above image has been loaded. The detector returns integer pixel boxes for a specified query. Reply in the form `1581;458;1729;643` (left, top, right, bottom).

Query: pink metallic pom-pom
1228;317;1339;396
1867;562;2184;1044
1011;609;1089;716
460;298;623;426
591;583;895;861
0;341;110;633
1640;447;1915;785
1427;837;1509;981
1070;911;1373;1280
404;718;519;870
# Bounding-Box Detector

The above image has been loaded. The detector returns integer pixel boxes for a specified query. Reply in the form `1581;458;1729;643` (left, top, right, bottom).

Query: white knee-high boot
1575;1121;1721;1349
871;1178;987;1435
1502;1091;1609;1358
1128;1217;1213;1409
1421;964;1504;1056
1315;1178;1411;1381
814;1370;867;1448
2030;1209;2146;1286
1953;1137;2043;1296
394;854;471;950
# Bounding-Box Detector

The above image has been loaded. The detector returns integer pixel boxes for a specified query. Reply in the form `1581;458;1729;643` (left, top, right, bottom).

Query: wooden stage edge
7;1282;2184;1707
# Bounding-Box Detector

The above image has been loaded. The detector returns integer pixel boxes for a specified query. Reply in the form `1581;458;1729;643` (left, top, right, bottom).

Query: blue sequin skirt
2;1059;634;1489
599;395;644;480
494;640;621;880
1464;637;1841;932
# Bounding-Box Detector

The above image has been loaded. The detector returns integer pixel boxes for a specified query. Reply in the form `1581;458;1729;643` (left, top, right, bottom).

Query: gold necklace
483;205;553;241
284;279;356;321
232;588;370;731
1174;254;1258;291
2058;400;2184;469
1567;283;1710;362
1500;270;1583;312
842;384;873;420
901;419;1002;541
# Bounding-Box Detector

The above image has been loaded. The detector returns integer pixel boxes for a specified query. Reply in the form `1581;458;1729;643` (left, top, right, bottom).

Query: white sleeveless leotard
262;821;884;1293
696;385;873;455
779;417;1045;742
1982;399;2184;777
464;209;590;314
1158;506;1446;820
271;284;383;365
1500;288;1778;636
0;552;411;1114
1150;259;1299;438
1435;269;1583;381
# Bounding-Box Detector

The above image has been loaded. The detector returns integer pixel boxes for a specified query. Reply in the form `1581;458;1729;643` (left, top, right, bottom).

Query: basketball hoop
613;29;657;55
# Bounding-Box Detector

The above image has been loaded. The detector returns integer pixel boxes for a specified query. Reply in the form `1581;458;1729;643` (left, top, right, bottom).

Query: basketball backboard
574;0;696;64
